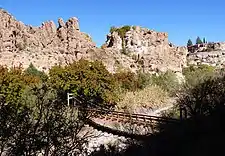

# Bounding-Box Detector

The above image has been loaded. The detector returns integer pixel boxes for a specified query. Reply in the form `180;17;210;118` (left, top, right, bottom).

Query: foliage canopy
49;59;118;107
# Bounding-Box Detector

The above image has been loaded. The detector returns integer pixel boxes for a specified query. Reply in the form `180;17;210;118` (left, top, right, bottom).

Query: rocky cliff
0;9;95;71
188;42;225;53
0;9;188;74
187;42;225;67
103;26;188;73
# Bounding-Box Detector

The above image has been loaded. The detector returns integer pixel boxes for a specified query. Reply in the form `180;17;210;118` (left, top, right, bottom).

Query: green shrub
0;66;40;104
183;64;216;88
149;71;180;95
114;70;180;95
0;84;89;155
132;26;137;30
116;25;131;39
49;59;118;107
110;26;117;34
117;85;170;112
110;25;131;39
24;63;48;81
109;26;131;54
114;71;139;92
177;74;225;118
136;71;152;89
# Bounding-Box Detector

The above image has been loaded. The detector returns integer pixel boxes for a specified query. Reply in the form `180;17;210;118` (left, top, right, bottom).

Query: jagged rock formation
0;9;188;74
187;42;225;67
103;26;188;73
188;50;225;67
0;9;95;71
188;42;225;53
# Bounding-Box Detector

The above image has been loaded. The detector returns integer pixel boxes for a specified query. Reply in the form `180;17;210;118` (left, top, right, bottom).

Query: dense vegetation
183;64;216;87
49;59;118;107
24;63;48;81
0;66;40;104
114;70;180;112
0;60;119;155
1;57;223;155
0;66;90;155
91;65;225;156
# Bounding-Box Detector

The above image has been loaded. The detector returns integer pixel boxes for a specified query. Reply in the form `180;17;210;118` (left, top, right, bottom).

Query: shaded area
90;75;225;156
0;84;95;155
85;118;150;140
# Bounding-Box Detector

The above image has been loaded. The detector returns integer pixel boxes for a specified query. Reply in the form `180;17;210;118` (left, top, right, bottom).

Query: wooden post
67;93;74;106
180;105;183;120
67;93;70;106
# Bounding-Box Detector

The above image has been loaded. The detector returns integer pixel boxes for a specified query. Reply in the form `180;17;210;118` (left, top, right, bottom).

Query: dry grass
117;85;170;112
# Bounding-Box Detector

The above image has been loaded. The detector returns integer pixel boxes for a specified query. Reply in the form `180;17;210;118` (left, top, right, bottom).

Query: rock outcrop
0;9;188;74
188;42;225;53
187;42;225;67
103;26;188;73
187;50;225;67
0;9;95;71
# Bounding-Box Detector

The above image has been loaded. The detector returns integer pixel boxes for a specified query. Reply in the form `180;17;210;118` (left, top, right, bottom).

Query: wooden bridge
67;93;185;139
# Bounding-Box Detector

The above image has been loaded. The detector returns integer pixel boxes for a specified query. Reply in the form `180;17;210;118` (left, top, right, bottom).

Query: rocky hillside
0;9;188;74
103;26;188;73
187;42;225;67
0;9;95;71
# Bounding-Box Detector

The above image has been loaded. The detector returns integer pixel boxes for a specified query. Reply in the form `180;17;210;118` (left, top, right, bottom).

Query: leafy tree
202;37;206;43
149;71;180;95
178;74;225;118
114;71;139;92
196;36;203;44
183;64;216;88
24;63;48;81
0;84;93;155
49;59;119;107
187;39;193;46
0;66;40;104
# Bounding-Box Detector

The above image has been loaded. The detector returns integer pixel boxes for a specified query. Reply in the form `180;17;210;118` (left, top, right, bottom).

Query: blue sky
1;0;225;47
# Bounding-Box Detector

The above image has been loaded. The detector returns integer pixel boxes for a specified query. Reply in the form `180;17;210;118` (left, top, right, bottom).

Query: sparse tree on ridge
196;36;203;44
203;37;206;44
187;39;193;47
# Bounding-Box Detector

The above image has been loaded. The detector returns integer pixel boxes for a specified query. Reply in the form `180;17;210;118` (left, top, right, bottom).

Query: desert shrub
132;26;137;30
117;85;169;112
109;25;131;39
48;59;118;107
117;25;131;38
114;70;180;94
24;63;48;81
109;25;131;55
110;26;117;34
114;71;139;92
149;71;180;95
183;64;216;87
136;71;152;89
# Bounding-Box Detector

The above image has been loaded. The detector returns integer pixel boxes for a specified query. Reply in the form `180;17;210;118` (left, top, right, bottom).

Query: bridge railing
83;107;180;123
67;93;181;124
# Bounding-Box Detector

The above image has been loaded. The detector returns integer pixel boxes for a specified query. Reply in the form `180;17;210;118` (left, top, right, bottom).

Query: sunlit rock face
187;42;225;67
104;26;188;73
0;9;188;74
0;9;95;72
